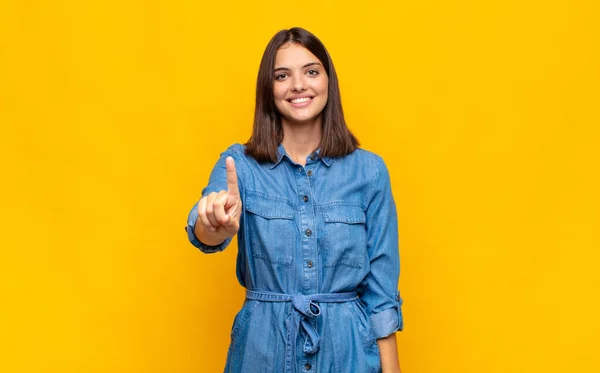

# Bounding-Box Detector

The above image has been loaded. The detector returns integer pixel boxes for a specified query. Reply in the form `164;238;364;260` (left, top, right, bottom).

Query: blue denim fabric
186;144;403;373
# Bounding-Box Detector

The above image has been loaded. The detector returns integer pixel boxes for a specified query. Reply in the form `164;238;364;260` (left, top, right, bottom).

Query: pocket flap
322;205;366;224
245;193;294;220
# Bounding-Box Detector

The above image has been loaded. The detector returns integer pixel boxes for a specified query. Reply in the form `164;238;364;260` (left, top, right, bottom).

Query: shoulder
342;147;388;172
220;143;251;163
221;143;256;177
349;148;393;194
223;143;246;156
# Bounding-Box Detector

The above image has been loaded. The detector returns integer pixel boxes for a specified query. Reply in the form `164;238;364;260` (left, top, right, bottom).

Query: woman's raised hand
197;157;242;240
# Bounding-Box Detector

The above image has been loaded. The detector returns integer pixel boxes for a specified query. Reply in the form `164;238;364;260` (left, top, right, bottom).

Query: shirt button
303;195;309;202
307;170;313;177
305;229;312;237
305;363;312;370
307;260;313;268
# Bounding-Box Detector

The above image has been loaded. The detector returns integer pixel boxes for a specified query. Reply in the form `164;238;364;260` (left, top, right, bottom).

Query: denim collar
268;143;334;169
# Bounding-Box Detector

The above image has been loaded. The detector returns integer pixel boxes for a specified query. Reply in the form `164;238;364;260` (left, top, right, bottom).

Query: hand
197;157;242;241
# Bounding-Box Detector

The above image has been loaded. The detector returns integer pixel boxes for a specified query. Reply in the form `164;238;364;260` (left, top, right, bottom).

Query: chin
286;114;322;125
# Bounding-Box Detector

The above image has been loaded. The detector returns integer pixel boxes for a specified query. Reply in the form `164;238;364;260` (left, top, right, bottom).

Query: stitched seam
252;253;293;265
230;300;260;340
246;209;294;219
323;261;363;269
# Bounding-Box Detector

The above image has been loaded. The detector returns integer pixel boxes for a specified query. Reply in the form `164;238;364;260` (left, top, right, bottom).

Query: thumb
226;156;240;198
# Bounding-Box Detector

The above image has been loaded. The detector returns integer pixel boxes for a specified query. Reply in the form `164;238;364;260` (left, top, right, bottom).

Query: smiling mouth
287;96;314;104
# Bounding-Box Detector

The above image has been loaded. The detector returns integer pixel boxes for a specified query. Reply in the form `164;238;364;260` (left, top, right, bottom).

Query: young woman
186;27;403;373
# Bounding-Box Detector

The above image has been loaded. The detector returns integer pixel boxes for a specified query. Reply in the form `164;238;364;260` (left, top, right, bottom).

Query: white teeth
290;97;311;104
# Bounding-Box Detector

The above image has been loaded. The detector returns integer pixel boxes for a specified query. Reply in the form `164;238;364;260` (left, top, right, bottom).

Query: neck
281;116;322;166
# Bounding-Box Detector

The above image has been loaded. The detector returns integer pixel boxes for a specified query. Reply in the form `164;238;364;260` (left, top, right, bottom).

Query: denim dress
186;144;403;373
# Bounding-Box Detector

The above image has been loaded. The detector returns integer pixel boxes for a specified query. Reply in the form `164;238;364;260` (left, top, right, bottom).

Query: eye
275;73;288;81
307;69;319;76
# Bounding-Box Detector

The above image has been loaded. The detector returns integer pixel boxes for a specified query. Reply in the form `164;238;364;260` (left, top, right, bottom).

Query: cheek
318;79;329;96
319;82;328;103
272;88;285;111
273;100;285;115
274;81;292;98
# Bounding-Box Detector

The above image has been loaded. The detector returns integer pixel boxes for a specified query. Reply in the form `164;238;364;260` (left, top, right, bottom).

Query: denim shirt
186;143;403;373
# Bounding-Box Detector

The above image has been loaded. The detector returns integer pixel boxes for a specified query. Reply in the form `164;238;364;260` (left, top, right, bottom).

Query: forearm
377;333;401;373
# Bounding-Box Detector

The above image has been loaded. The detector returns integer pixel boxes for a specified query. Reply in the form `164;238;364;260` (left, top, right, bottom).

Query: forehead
274;42;320;68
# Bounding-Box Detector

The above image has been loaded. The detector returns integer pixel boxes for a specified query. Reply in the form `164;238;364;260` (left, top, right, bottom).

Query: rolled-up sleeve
361;156;404;339
185;145;243;254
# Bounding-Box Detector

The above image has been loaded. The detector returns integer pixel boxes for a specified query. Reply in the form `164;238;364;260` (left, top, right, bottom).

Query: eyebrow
274;62;322;73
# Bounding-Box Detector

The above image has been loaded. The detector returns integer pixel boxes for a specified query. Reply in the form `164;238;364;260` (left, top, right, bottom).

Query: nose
291;74;306;92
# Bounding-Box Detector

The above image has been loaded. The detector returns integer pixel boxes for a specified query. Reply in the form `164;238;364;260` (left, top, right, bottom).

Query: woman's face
273;42;329;126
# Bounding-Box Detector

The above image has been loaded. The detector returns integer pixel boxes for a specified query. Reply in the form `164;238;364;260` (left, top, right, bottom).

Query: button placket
294;163;318;293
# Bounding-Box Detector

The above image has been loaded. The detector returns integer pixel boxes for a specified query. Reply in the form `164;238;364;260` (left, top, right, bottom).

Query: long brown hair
245;27;359;163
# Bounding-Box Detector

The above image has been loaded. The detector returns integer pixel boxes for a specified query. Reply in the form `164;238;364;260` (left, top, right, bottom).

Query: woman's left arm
361;156;404;372
378;333;401;373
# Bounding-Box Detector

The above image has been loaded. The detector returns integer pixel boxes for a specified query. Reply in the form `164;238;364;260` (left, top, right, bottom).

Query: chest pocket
244;192;296;266
320;204;366;268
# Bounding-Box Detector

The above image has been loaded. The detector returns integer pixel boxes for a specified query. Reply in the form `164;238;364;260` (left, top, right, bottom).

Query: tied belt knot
245;289;358;373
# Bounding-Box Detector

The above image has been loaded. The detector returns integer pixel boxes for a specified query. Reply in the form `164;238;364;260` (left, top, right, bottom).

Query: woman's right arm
186;148;243;253
194;156;241;245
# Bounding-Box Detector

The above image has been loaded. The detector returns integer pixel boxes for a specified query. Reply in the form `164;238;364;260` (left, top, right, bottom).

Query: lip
286;95;315;108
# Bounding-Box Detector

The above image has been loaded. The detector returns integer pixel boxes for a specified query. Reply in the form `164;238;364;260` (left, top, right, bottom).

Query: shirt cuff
186;204;231;253
370;293;404;339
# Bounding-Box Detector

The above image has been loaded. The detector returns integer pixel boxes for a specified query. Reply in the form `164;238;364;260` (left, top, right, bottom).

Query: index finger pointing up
226;156;240;197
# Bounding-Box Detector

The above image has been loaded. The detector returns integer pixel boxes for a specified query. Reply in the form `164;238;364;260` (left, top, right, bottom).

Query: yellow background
1;0;599;372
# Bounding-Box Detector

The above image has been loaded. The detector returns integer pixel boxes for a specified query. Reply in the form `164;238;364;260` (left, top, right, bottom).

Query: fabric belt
245;289;358;373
